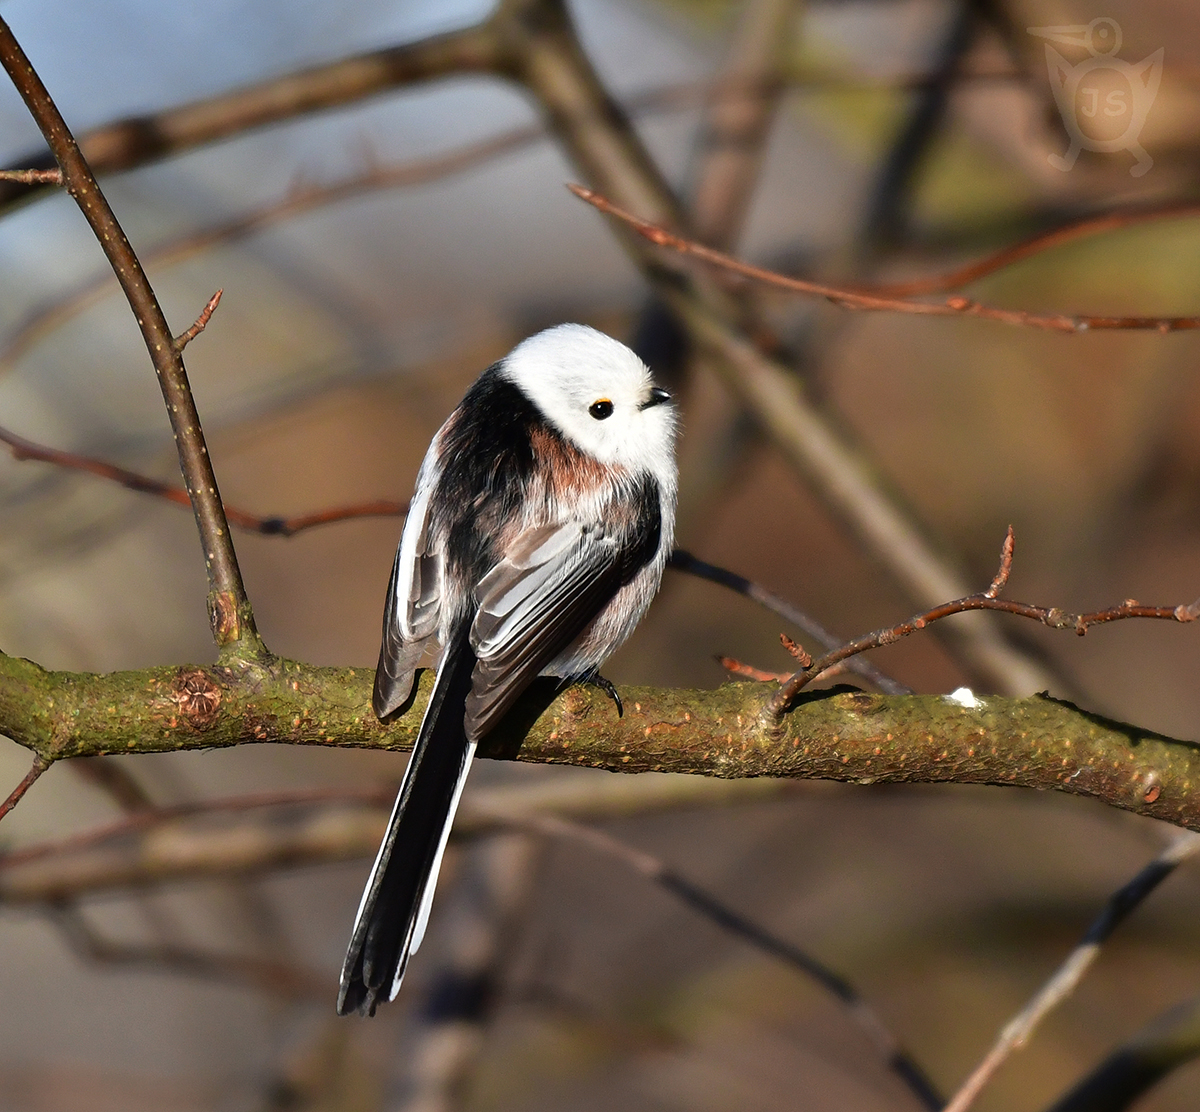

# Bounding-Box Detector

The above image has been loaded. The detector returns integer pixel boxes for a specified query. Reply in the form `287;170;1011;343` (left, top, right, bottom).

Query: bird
337;323;678;1016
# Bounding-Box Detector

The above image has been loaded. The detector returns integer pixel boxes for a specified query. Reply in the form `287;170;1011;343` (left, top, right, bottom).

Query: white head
501;324;677;480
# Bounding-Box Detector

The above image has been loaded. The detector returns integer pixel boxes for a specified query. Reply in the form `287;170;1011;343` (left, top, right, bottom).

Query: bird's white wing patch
374;463;443;718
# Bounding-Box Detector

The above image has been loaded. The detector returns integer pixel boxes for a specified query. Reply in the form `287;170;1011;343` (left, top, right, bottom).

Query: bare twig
503;810;943;1111
877;199;1200;298
0;420;407;536
172;288;222;352
716;657;791;683
669;551;912;695
0;754;49;825
0;13;504;214
943;831;1200;1112
770;528;1200;715
0;777;800;898
0;167;60;183
572;186;1200;335
0;18;261;654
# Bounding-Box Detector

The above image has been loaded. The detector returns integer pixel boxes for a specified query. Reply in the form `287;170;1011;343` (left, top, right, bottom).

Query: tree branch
769;528;1200;714
875;199;1200;298
0;778;798;902
2;651;1199;830
0;15;503;214
0;420;408;535
573;186;1200;335
671;550;912;695
0;17;261;656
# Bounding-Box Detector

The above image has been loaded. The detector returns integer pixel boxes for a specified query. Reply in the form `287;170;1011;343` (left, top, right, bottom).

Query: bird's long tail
338;624;476;1016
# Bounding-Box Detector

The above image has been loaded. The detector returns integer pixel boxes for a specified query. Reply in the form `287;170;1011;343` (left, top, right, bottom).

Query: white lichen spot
945;687;983;709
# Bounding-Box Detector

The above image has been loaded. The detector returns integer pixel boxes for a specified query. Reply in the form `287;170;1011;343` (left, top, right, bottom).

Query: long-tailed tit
338;323;678;1016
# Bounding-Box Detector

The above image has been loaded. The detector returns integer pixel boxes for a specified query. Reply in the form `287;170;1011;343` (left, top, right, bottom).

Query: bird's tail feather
338;624;476;1016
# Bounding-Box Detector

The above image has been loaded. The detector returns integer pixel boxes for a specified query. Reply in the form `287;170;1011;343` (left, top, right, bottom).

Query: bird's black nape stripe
619;473;661;583
431;365;552;585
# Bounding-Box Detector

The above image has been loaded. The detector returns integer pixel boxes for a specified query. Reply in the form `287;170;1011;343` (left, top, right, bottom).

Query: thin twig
770;528;1200;715
943;831;1200;1112
0;754;49;825
780;633;812;667
501;809;943;1111
0;777;798;881
0;74;811;380
670;550;912;695
0;420;407;536
0;167;61;183
172;288;222;352
571;185;1200;335
0;18;261;655
716;656;791;683
876;199;1200;298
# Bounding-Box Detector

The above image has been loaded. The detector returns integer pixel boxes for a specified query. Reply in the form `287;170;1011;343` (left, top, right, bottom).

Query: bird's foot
578;670;623;717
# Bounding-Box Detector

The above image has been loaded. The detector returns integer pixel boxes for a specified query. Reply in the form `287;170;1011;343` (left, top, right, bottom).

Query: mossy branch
2;649;1197;830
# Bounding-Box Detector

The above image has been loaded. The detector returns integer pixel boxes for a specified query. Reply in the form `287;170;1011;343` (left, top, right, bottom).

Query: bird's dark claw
580;670;623;716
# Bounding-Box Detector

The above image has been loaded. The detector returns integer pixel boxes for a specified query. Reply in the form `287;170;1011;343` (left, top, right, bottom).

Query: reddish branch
0;18;260;653
172;288;222;352
770;528;1200;715
0;421;407;536
0;755;49;826
0;167;61;183
716;657;790;683
571;185;1200;334
876;200;1200;298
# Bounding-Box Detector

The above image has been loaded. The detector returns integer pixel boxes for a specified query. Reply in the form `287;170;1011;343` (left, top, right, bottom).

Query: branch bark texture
1;651;1196;830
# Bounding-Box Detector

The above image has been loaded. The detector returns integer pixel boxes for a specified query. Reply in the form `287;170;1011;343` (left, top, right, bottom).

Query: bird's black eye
589;399;614;420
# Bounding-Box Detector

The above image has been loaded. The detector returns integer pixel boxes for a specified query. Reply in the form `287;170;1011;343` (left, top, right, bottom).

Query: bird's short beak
640;387;672;410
